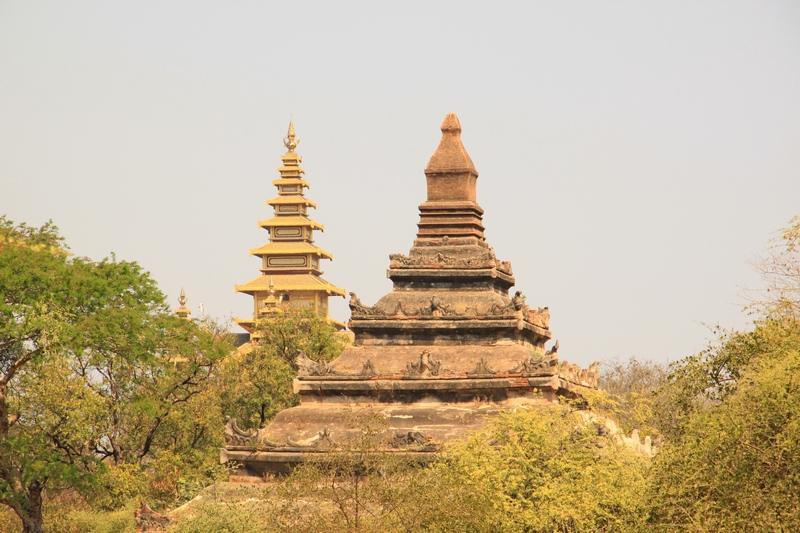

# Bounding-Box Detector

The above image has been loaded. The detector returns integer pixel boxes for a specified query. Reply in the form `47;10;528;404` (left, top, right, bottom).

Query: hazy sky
2;2;799;367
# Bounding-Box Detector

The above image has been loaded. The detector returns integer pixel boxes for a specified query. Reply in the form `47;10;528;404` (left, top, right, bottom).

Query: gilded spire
174;287;192;318
260;277;281;317
283;120;300;153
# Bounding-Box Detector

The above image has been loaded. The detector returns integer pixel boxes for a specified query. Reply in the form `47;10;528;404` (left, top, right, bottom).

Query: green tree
644;217;800;531
218;307;348;430
647;321;800;532
0;216;231;532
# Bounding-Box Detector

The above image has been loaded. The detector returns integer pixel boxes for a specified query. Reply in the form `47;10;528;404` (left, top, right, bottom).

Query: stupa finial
440;112;462;133
174;287;192;318
425;112;477;176
284;120;300;152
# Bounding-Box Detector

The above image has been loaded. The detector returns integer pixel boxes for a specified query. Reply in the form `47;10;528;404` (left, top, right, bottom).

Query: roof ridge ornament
283;120;300;153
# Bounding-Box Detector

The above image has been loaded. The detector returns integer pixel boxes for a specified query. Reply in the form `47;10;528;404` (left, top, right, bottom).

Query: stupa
223;114;599;475
235;122;346;334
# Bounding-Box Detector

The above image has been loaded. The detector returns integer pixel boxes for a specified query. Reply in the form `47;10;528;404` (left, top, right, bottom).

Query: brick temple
222;114;599;475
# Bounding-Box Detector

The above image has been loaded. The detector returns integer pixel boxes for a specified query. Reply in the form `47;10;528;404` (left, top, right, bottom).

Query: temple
235;122;346;334
223;114;599;475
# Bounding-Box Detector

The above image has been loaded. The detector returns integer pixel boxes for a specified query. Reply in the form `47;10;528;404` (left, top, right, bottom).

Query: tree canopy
0;216;232;533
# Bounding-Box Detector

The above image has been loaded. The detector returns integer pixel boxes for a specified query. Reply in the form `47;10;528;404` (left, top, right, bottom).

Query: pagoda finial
284;120;300;152
174;287;192;318
425;112;477;176
260;277;281;316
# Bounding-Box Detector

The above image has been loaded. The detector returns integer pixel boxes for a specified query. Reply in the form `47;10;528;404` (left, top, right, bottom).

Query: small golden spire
283;120;300;152
175;287;192;318
260;277;280;316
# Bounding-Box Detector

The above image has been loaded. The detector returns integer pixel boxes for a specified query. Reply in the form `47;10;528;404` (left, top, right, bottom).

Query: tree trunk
21;480;43;533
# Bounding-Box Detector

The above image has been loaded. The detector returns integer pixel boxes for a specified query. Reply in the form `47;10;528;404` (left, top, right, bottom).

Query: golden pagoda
235;122;346;334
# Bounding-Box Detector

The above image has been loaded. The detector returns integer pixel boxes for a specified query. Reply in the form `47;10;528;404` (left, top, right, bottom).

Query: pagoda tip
440;112;462;133
425;112;476;175
284;120;300;152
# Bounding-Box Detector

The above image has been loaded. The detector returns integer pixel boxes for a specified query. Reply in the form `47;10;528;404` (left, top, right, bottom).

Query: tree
218;307;348;430
0;216;232;532
748;215;800;320
644;217;800;531
647;321;800;532
445;406;650;533
598;357;668;438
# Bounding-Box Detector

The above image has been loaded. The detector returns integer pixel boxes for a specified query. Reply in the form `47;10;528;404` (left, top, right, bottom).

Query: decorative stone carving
390;430;430;448
488;301;517;316
224;417;281;448
349;292;380;316
495;260;513;275
420;296;457;317
405;350;441;377
511;290;525;310
527;306;551;329
508;353;559;375
427;353;442;376
287;426;336;449
359;359;379;377
414;236;482;247
224;417;253;447
467;358;498;377
294;350;345;377
546;340;559;355
571;361;600;388
389;248;513;273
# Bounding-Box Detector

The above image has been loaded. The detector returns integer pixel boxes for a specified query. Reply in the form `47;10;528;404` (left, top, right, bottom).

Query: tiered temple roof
235;122;346;333
223;114;599;475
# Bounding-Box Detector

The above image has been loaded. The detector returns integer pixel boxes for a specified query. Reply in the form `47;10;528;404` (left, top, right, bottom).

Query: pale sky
2;1;799;367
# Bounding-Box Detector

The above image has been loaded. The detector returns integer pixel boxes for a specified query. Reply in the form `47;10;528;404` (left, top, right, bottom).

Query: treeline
2;215;799;532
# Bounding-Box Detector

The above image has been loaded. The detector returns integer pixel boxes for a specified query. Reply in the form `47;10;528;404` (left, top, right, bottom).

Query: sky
2;1;799;367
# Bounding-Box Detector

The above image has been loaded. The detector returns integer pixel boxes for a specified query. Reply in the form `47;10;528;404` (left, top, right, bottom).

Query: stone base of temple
221;350;598;477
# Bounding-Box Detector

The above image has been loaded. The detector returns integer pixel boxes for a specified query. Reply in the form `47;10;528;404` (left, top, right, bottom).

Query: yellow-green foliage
597;357;668;438
55;504;137;533
647;322;800;533
445;406;650;533
0;495;137;533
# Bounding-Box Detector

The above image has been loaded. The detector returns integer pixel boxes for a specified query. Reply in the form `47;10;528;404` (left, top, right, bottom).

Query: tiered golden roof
236;121;346;333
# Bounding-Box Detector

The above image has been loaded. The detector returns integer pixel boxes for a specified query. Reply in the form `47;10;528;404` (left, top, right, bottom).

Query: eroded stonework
222;113;600;476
